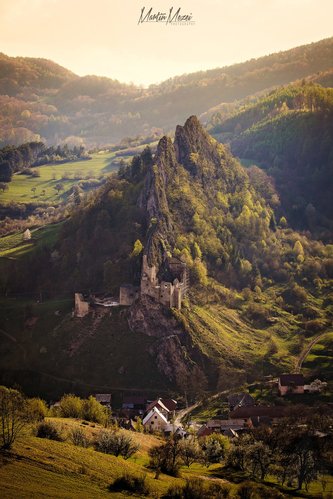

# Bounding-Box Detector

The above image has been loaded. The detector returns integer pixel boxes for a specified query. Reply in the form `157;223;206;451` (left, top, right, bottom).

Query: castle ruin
75;255;188;316
74;293;90;317
136;254;188;309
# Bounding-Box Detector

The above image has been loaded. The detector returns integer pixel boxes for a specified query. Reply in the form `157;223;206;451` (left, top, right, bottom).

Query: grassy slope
0;418;212;499
0;418;331;498
302;331;333;380
0;297;170;399
0;152;117;205
0;222;63;258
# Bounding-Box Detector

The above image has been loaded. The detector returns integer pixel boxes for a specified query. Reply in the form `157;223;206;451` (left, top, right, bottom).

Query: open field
0;152;117;205
0;140;158;207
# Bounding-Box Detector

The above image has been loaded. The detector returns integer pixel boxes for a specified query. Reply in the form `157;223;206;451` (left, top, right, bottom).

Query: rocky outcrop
138;136;178;266
149;335;194;383
128;294;183;338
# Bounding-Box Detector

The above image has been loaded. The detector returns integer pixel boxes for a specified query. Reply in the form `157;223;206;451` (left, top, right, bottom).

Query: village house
227;392;255;411
278;373;305;396
159;398;178;417
145;398;170;419
121;395;147;417
164;423;186;438
143;406;169;432
93;393;112;409
229;405;293;426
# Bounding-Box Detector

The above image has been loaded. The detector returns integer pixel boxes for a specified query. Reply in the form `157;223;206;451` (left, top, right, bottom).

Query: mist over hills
1;37;333;146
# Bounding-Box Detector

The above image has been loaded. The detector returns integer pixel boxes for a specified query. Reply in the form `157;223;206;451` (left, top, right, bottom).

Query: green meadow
0;152;118;204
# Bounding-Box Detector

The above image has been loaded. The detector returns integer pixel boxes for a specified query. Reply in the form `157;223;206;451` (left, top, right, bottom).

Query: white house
145;398;170;419
23;229;32;241
142;406;168;432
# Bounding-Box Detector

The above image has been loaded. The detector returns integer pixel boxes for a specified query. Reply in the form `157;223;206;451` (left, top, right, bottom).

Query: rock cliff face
137;136;176;266
128;294;183;338
128;294;207;386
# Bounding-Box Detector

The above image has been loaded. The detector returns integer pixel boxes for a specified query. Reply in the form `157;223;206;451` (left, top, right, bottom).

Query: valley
0;35;332;497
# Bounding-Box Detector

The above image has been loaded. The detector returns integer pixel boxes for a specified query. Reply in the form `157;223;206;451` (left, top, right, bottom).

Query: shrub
36;421;62;441
95;430;138;459
58;394;83;418
164;479;231;498
27;398;48;421
70;427;90;447
244;302;269;324
108;473;150;495
82;396;107;424
236;482;284;499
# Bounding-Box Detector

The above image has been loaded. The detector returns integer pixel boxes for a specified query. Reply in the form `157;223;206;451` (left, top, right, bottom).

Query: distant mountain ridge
0;37;333;146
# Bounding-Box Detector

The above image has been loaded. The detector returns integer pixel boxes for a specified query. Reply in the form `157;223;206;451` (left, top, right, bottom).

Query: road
295;331;331;372
174;389;229;426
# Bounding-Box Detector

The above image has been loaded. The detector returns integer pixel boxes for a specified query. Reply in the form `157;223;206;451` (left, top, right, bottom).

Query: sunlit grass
0;152;116;204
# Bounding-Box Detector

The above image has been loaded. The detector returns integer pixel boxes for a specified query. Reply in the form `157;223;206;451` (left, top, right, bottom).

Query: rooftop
279;374;305;386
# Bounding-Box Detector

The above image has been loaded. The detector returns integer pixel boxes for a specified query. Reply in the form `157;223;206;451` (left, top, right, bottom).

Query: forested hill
1;37;333;146
209;83;333;238
2;116;332;395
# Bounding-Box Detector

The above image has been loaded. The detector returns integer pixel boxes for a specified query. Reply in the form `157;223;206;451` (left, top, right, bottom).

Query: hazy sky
0;0;332;85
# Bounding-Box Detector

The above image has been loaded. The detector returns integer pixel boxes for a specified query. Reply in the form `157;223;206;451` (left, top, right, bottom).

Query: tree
72;185;82;205
200;434;228;466
0;386;28;449
0;161;12;182
279;216;287;228
130;239;143;258
246;441;272;480
54;183;64;194
179;438;202;467
149;436;182;476
193;242;202;260
284;433;318;490
132;416;144;433
293;240;305;263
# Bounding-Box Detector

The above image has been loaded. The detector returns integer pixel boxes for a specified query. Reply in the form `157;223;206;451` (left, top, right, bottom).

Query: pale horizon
0;0;332;86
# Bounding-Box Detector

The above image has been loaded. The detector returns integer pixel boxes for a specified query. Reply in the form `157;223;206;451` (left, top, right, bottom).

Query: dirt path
295;331;331;372
174;389;229;426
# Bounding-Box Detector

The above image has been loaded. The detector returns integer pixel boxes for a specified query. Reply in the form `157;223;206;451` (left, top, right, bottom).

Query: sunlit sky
0;0;332;86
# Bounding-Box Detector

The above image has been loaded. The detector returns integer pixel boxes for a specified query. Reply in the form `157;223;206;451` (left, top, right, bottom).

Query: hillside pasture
0;152;117;204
